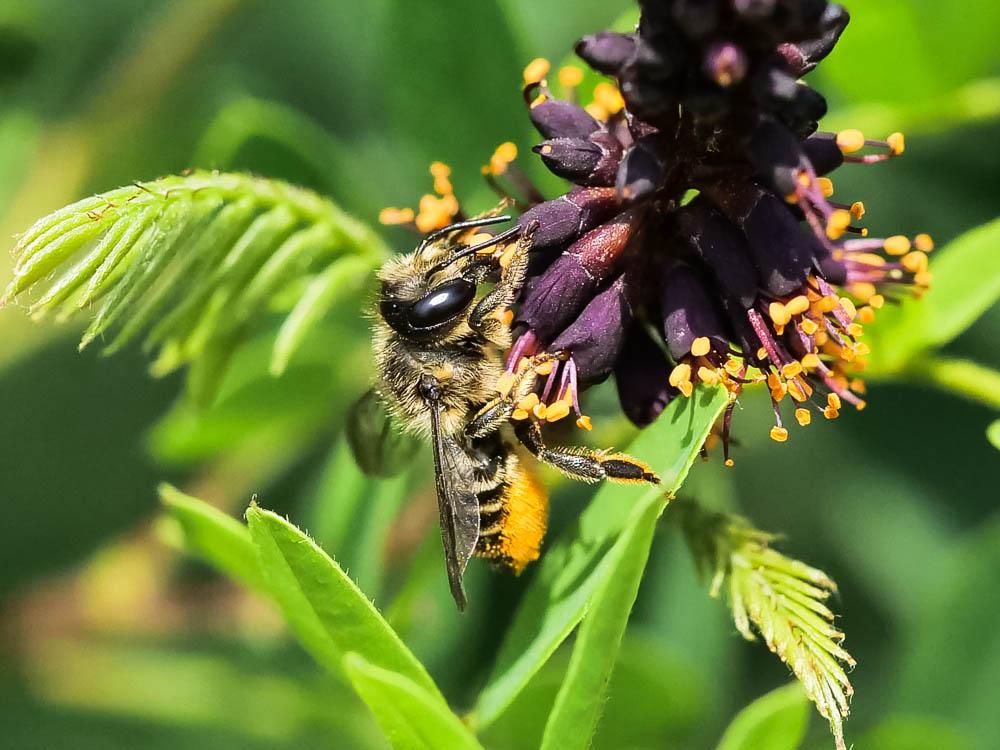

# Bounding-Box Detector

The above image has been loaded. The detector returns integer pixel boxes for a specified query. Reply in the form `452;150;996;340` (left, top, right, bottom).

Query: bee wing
429;402;480;611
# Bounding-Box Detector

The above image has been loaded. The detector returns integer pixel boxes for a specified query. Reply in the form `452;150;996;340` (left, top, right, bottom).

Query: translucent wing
429;402;481;610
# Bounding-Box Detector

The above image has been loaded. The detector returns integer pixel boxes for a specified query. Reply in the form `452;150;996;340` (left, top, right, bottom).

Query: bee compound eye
407;278;477;330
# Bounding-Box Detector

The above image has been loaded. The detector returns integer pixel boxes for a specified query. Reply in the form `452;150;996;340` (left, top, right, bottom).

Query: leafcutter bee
373;214;657;609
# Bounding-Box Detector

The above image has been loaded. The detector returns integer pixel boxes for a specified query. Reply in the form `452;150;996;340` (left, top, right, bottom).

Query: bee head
379;276;477;341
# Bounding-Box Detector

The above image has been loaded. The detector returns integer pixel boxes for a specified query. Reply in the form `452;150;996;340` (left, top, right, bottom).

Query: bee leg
513;421;660;485
466;352;562;439
467;228;533;346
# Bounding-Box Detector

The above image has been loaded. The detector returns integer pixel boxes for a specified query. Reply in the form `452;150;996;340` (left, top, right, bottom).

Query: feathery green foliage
678;503;854;750
3;171;388;401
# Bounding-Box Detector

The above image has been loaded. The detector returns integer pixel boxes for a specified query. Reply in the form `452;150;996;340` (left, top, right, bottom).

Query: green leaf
472;386;728;729
868;217;1000;375
896;516;1000;747
304;435;414;598
4;171;388;401
679;507;854;750
903;357;1000;413
157;483;265;595
244;505;440;698
988;419;1000;451
343;653;484;750
820;1;1000;105
270;254;373;376
539;491;662;750
715;683;809;750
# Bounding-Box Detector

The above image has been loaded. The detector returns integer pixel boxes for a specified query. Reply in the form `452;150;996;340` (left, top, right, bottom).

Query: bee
373;213;658;609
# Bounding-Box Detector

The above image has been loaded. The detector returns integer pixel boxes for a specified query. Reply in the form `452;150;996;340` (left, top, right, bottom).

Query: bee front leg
513;420;660;485
467;228;533;347
466;352;562;439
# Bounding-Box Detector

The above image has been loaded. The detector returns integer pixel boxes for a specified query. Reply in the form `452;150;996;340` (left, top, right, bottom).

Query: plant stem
906;356;1000;411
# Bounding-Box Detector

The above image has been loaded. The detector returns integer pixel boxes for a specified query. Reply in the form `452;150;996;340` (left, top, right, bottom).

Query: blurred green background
0;1;998;748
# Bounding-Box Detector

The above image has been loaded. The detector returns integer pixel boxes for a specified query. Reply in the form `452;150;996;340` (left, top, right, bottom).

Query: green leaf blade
473;386;728;729
716;683;810;750
157;483;265;595
344;653;483;750
869;217;1000;375
244;505;441;698
5;171;388;402
539;491;662;750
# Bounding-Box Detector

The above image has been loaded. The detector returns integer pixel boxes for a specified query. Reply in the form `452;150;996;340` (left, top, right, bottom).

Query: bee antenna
418;214;513;252
429;224;524;275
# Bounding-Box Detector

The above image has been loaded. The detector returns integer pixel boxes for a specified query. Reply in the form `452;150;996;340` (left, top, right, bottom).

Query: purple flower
385;1;932;461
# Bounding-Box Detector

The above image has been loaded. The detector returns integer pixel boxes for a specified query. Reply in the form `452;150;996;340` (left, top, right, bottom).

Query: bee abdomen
474;456;548;574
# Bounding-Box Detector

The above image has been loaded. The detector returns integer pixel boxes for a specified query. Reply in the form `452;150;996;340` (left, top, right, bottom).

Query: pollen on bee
496;371;515;396
497;309;514;326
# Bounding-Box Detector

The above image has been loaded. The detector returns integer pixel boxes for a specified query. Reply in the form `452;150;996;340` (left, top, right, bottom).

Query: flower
384;1;932;464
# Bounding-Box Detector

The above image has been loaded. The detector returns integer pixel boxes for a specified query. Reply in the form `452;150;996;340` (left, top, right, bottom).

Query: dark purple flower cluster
383;0;932;461
500;0;933;459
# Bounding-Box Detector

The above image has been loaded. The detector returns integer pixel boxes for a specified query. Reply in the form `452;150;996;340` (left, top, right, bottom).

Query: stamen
669;362;694;397
378;207;415;226
691;336;712;357
884;235;911;256
558;65;584;90
886;132;905;155
836;129;866;154
487;142;519;176
523;58;551;87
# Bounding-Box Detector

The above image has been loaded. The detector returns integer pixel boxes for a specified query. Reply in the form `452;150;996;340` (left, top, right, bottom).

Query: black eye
407;278;476;330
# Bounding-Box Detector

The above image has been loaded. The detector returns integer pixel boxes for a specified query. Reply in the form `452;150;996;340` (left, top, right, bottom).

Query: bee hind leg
513;420;659;485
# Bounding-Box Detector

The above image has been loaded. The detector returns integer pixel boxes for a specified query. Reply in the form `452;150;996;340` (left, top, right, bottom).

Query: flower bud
534;132;621;186
550;274;632;385
706;181;815;297
517;210;637;341
659;260;728;361
516;187;619;250
748;118;807;197
778;4;849;75
802;132;844;176
529;98;602;139
575;32;637;77
703;42;748;88
616;134;668;202
615;324;674;427
675;202;759;309
671;0;720;38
